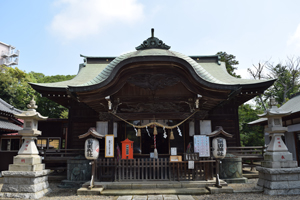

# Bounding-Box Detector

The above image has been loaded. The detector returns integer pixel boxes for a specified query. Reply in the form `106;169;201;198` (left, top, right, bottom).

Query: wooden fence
227;146;265;168
96;158;215;182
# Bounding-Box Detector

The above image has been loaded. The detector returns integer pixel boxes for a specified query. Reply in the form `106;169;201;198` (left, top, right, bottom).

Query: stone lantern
14;98;48;160
0;98;50;199
256;97;300;195
258;97;297;168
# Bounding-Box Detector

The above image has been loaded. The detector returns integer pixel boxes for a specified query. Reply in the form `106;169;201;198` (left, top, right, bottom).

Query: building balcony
1;50;20;58
1;51;9;58
3;58;19;66
10;50;20;57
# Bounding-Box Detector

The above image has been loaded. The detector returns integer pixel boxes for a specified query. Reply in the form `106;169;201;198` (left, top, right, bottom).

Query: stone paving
117;195;196;200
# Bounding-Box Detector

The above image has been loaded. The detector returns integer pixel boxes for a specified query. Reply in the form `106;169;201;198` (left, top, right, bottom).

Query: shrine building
28;30;275;180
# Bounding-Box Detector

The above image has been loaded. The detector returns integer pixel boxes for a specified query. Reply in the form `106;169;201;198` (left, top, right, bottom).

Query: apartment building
0;41;19;66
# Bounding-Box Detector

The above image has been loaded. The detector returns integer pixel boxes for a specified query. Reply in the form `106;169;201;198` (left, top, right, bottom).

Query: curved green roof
30;48;269;91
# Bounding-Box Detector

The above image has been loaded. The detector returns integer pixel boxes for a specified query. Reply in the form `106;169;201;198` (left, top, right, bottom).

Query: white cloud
50;0;144;40
287;23;300;48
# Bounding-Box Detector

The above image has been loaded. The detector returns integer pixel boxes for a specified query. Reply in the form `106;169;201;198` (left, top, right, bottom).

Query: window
1;138;20;151
36;137;61;150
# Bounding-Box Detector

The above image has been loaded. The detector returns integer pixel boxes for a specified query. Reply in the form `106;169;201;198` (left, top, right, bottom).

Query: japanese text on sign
194;135;210;157
105;135;114;157
217;138;224;157
87;139;93;157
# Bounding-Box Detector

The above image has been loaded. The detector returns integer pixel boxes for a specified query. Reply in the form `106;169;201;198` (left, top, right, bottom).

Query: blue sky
1;0;300;78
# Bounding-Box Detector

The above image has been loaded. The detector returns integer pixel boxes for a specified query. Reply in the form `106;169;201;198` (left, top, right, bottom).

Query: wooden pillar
67;99;75;149
194;117;200;135
108;118;114;135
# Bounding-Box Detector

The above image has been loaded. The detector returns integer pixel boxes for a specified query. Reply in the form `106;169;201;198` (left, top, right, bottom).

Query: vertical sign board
171;147;177;156
200;120;212;135
188;161;194;169
105;135;114;158
194;135;210;157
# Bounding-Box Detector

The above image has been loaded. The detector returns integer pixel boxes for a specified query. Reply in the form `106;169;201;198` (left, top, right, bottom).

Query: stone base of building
0;170;51;199
256;166;300;195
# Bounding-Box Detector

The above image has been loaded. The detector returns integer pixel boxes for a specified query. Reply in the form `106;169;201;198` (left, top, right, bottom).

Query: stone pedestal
0;170;51;199
262;152;298;168
220;156;247;183
257;167;300;195
0;148;51;198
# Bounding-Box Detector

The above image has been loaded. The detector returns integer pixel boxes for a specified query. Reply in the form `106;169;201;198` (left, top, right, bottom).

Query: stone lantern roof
14;98;48;121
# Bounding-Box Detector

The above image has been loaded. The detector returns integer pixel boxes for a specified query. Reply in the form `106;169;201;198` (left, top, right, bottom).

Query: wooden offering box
170;155;182;162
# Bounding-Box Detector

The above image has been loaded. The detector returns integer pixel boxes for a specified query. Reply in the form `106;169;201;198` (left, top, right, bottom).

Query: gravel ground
2;178;300;199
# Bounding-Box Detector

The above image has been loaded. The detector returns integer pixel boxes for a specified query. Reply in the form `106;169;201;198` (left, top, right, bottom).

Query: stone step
77;187;104;195
206;186;234;194
77;180;230;196
99;180;227;190
116;195;196;200
100;188;211;195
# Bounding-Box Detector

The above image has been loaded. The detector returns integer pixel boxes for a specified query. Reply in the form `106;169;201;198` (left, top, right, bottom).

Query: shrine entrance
141;125;168;155
125;120;184;155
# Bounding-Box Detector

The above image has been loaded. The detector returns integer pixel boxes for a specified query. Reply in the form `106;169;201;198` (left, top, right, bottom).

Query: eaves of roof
0;120;22;131
0;98;23;114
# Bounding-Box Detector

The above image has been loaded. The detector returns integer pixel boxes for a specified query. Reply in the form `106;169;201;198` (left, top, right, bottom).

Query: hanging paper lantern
84;138;99;160
212;137;227;159
153;126;158;135
137;128;141;137
170;129;175;140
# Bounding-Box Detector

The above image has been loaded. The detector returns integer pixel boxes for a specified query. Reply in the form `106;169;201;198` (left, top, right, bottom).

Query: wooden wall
66;98;241;150
67;99;99;149
38;120;67;138
208;100;240;147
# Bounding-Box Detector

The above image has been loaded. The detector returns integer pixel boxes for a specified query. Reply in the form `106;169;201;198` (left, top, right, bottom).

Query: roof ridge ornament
135;28;171;50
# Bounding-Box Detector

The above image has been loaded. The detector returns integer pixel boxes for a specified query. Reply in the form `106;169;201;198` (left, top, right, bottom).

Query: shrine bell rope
109;111;198;136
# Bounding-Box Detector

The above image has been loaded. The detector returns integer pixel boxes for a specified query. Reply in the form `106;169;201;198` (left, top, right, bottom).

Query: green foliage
28;72;75;118
0;66;75;118
264;64;300;105
0;65;36;110
216;52;241;78
239;104;265;146
59;110;69;119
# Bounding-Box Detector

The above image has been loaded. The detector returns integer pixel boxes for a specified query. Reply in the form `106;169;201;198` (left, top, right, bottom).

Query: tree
60;110;69;119
28;72;75;118
248;60;269;110
0;65;36;110
239;104;265;146
0;67;75;118
216;52;241;78
248;57;300;106
265;57;300;105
